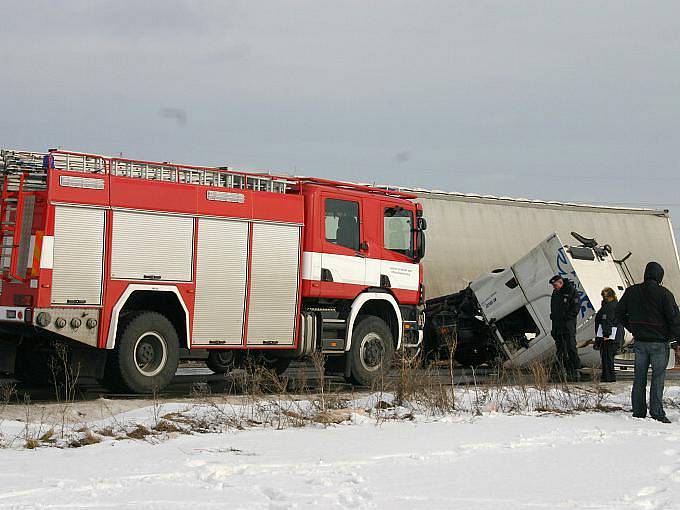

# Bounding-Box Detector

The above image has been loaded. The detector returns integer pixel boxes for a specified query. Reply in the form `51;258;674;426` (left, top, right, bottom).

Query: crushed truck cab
425;232;658;370
472;232;632;368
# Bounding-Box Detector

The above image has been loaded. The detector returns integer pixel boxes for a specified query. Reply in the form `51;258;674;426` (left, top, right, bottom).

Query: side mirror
414;229;426;262
417;217;427;231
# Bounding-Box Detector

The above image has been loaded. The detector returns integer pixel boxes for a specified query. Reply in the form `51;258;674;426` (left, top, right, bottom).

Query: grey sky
2;1;680;240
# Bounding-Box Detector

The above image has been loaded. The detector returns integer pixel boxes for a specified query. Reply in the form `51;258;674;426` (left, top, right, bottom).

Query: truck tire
206;350;239;374
347;316;395;386
103;312;180;393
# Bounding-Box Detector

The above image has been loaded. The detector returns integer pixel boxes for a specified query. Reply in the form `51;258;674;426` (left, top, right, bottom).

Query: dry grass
96;426;116;437
153;420;184;434
70;430;102;448
1;340;625;450
24;438;41;449
126;425;153;440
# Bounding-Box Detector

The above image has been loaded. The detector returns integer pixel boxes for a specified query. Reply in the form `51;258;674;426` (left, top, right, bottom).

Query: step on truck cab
0;149;426;392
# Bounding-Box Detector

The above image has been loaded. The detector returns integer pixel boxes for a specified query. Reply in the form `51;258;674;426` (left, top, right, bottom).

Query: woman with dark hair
594;287;623;382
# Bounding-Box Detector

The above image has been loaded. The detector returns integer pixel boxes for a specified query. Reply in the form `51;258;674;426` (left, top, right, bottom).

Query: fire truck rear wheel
348;315;395;386
104;312;180;393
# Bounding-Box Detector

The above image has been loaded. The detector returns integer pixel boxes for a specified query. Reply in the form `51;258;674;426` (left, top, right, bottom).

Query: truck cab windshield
384;207;413;257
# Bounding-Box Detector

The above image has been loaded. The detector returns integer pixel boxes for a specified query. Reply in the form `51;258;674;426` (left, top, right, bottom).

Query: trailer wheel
104;312;180;393
347;315;394;386
206;350;239;374
254;352;292;375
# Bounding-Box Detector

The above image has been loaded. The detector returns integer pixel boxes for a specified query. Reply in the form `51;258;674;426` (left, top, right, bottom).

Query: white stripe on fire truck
40;236;54;269
301;251;419;291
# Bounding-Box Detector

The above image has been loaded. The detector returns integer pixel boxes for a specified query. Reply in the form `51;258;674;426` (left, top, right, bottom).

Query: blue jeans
632;342;669;419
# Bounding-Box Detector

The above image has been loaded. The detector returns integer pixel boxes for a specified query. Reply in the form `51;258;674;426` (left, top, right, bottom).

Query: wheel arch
106;285;191;349
345;292;402;351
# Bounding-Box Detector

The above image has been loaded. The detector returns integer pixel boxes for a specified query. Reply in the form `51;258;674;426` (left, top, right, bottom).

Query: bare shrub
50;342;81;439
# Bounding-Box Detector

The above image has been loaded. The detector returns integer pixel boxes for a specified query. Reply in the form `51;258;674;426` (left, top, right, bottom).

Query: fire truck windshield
384;207;413;257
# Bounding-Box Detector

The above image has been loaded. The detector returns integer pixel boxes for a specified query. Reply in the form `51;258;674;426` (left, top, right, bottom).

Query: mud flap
69;345;108;379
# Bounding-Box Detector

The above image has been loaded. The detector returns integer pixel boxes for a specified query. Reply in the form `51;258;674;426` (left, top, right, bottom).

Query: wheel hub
133;332;168;377
360;332;385;371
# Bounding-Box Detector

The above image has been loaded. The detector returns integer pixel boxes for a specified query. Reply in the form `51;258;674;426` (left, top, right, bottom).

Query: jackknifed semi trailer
410;188;680;299
411;189;680;370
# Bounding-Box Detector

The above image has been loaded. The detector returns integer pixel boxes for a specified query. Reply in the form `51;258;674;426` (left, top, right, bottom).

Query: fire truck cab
0;149;425;393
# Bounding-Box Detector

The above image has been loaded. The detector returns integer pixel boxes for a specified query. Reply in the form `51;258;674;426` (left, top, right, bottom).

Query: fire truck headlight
36;312;51;327
55;317;67;329
86;318;98;329
70;318;82;329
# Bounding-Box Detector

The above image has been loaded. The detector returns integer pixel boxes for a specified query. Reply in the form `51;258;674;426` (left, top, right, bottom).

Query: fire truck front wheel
104;312;180;393
348;315;395;386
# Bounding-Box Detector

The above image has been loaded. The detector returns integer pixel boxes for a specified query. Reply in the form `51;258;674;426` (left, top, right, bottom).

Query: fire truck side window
325;198;359;251
384;207;413;257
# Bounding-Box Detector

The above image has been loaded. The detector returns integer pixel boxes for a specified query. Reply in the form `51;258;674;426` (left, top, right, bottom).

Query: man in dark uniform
616;261;679;423
549;274;581;381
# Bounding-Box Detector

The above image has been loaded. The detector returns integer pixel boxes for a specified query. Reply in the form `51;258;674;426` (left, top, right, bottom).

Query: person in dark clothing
594;287;623;382
616;261;680;423
549;275;582;381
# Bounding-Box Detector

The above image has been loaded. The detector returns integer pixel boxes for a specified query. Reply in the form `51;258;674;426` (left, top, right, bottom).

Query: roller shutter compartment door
52;206;105;305
192;218;249;345
247;223;301;346
111;210;194;282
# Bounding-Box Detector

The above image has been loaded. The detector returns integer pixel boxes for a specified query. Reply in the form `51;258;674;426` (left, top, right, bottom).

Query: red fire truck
0;149;425;393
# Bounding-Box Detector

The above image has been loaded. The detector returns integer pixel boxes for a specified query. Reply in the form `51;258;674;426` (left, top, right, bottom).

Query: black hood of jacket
559;278;576;293
644;262;665;284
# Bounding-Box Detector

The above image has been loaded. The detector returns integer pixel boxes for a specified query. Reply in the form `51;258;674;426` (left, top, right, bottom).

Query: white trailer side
411;191;680;299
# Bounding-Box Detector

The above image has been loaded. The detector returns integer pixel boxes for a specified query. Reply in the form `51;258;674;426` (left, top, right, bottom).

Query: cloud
159;108;188;127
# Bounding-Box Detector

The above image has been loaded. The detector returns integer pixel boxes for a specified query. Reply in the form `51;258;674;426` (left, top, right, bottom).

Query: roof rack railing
109;156;297;194
50;151;108;174
298;177;417;199
1;148;299;195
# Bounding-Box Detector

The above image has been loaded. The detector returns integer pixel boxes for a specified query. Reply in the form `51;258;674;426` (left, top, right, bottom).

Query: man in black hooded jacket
549;275;581;381
616;261;680;423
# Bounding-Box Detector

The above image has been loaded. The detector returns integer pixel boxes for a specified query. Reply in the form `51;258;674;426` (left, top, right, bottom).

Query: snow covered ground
2;386;680;509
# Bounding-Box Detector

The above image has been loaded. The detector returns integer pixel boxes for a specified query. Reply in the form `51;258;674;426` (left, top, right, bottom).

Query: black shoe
653;416;671;424
633;414;646;419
